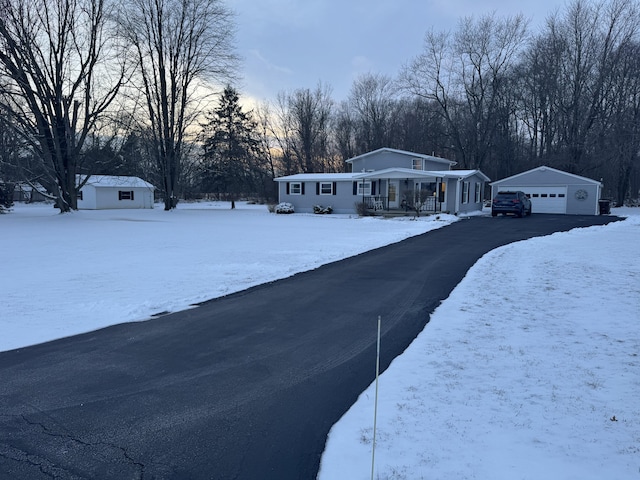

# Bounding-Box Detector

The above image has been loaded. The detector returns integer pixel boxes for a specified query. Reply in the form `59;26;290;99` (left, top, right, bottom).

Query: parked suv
491;191;532;217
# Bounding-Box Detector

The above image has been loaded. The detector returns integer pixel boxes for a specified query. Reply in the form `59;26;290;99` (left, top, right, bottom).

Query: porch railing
365;195;440;213
364;196;388;210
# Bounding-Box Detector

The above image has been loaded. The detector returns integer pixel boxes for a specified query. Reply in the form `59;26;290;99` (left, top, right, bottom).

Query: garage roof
491;166;601;186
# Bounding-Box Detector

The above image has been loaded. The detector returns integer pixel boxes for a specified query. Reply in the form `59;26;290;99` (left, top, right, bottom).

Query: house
274;148;490;215
77;175;155;209
490;166;603;215
13;182;49;202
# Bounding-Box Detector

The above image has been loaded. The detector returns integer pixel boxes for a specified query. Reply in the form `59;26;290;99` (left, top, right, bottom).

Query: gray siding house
490;166;602;215
275;148;490;215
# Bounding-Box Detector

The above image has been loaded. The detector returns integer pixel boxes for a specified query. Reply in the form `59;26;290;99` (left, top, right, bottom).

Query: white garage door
507;186;567;214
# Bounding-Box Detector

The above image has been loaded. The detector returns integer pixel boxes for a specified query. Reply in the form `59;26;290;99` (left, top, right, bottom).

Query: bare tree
267;84;335;174
401;13;529;169
122;0;237;210
348;73;397;152
0;0;127;211
601;40;640;204
542;0;640;172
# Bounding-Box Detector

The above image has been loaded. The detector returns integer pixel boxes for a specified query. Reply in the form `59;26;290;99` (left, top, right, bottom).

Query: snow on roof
78;175;156;189
491;166;601;186
275;169;490;182
344;147;457;166
355;168;490;182
274;173;358;182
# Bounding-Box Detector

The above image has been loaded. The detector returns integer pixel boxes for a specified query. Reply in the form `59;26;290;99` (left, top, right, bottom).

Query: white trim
462;181;470;204
319;182;333;195
290;182;302;195
357;181;372;196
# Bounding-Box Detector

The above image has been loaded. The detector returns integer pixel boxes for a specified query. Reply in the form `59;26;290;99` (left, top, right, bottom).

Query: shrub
313;205;333;214
274;202;295;214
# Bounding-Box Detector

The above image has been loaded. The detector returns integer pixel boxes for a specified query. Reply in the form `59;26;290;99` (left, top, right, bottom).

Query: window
474;182;481;203
462;181;470;204
290;182;302;195
412;158;422;170
357;181;371;196
118;190;134;200
320;182;333;195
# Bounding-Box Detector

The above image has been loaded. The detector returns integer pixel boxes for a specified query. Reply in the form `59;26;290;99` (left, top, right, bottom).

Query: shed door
507;186;567;214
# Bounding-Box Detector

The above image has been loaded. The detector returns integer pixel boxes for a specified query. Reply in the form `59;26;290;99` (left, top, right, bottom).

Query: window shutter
316;182;320;195
131;191;134;201
286;182;290;195
372;182;376;195
118;191;122;200
353;181;357;195
332;182;337;195
301;182;305;195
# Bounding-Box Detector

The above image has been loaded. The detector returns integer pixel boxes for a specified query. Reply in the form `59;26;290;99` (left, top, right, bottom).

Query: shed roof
490;166;601;186
78;175;156;189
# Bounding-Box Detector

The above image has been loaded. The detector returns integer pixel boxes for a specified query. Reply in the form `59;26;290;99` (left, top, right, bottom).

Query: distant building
77;175;155;209
13;182;49;203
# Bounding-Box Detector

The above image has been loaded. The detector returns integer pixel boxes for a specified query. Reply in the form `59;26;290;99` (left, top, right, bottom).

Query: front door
388;180;399;208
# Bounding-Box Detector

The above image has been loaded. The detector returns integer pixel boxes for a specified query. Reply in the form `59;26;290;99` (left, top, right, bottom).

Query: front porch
363;195;445;215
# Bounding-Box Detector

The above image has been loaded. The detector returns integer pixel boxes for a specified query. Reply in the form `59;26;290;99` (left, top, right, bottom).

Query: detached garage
490;166;602;215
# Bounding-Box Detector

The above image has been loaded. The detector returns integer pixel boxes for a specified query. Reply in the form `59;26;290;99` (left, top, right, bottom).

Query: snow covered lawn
1;202;459;352
2;202;639;479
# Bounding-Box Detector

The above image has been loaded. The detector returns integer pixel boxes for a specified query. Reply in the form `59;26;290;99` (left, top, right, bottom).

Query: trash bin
598;199;611;215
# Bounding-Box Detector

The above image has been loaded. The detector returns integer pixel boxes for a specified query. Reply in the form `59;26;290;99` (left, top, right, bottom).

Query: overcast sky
231;0;569;105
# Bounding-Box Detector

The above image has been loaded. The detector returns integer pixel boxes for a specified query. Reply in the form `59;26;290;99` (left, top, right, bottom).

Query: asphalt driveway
0;214;621;479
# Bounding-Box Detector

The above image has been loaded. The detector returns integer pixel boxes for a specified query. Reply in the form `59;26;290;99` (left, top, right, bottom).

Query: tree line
1;0;639;211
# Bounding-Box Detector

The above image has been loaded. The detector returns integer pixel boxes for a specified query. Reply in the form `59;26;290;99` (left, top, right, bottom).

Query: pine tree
200;86;261;207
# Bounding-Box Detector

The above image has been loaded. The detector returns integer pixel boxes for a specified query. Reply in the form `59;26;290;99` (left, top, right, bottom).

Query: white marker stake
371;315;381;480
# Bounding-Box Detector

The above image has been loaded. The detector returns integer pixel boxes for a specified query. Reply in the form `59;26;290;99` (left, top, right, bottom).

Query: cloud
249;49;293;75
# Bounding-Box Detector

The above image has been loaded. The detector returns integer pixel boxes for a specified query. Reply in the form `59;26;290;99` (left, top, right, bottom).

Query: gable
491;166;601;187
346;148;455;173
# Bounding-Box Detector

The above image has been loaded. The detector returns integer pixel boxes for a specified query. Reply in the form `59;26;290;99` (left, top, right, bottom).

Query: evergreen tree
200;86;262;207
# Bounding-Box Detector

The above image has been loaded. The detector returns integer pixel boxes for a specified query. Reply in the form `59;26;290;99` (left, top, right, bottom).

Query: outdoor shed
490;166;602;215
77;175;155;210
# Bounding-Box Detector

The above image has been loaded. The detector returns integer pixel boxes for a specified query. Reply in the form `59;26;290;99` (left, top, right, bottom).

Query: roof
490;166;601;186
274;173;358;182
355;168;490;182
274;169;490;182
344;148;457;167
77;175;156;189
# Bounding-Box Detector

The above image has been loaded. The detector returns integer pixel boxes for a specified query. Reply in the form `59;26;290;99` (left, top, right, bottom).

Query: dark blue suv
491;191;532;217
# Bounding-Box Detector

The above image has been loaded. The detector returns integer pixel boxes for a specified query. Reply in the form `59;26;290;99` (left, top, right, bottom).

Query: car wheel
492;211;497;217
517;207;523;218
